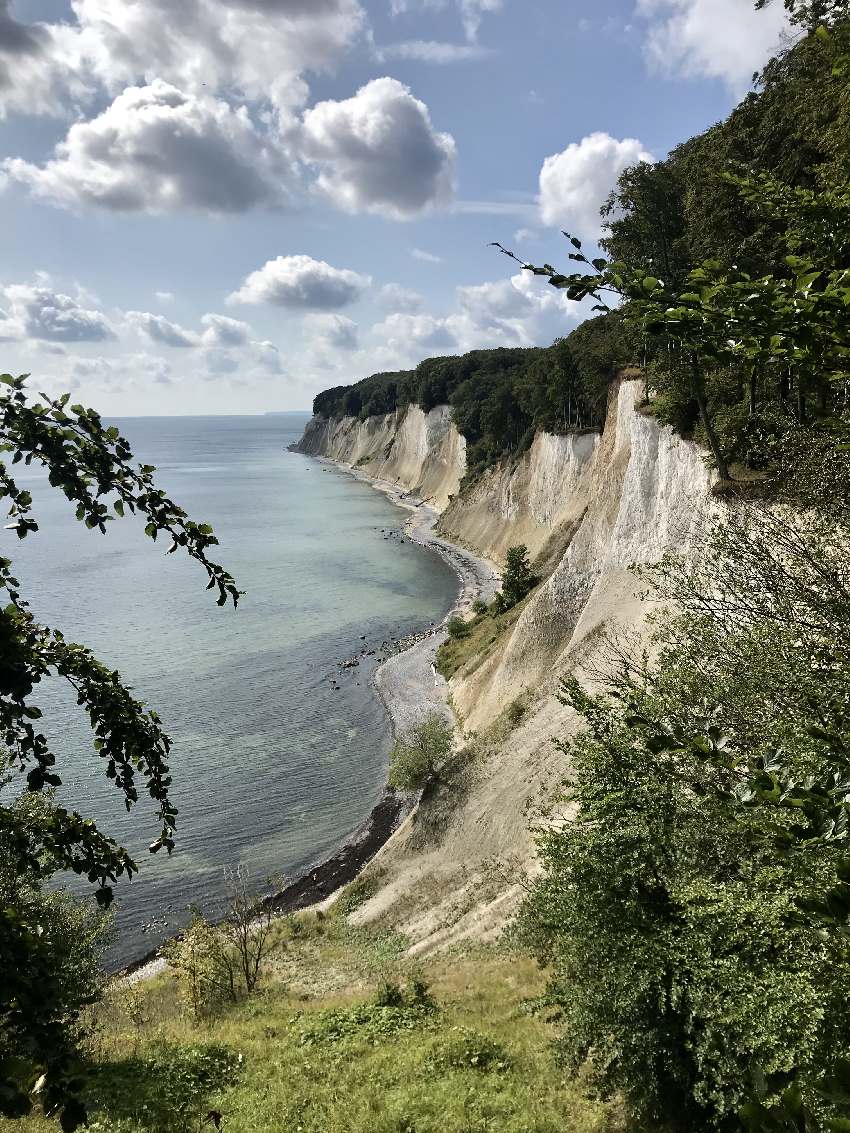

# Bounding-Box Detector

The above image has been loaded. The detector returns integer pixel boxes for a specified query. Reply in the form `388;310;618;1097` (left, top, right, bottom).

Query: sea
7;414;459;968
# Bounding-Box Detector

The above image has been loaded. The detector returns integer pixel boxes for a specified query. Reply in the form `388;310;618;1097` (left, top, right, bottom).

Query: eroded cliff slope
293;404;465;513
296;379;714;950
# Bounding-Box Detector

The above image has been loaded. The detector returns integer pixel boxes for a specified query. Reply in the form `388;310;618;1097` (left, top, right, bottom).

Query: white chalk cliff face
295;378;715;949
294;404;465;513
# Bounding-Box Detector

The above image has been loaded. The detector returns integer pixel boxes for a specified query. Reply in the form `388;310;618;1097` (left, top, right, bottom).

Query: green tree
0;375;239;1127
495;546;538;612
388;713;454;792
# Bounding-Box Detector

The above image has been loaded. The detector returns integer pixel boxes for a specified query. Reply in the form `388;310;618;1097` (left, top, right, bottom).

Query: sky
0;0;792;415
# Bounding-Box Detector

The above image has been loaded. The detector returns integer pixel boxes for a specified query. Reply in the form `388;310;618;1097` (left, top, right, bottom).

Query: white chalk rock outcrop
293;404;465;513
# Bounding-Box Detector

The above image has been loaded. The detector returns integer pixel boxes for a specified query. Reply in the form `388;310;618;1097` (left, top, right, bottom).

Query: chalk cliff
294;378;714;950
292;404;465;513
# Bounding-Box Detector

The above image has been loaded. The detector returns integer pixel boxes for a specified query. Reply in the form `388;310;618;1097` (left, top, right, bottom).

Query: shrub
387;713;454;792
293;981;437;1047
334;870;385;918
506;696;528;728
165;868;277;1018
428;1027;512;1074
164;912;231;1020
494;546;538;613
447;615;472;639
471;599;488;616
1;778;111;1127
87;1043;242;1133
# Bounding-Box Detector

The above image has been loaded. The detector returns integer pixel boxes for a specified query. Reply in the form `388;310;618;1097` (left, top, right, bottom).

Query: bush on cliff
446;615;472;640
387;714;454;792
494;546;539;613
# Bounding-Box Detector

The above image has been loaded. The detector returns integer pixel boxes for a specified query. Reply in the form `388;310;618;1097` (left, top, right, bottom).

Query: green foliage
291;981;437;1047
387;714;454;792
85;1044;242;1133
163;913;230;1021
0;377;239;1126
435;605;516;681
427;1027;512;1074
495;546;539;613
505;696;528;730
446;615;472;640
165;870;277;1019
0;777;110;1132
333;870;386;918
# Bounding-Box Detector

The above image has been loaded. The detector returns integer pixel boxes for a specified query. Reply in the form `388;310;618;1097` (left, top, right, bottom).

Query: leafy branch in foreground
0;375;241;1128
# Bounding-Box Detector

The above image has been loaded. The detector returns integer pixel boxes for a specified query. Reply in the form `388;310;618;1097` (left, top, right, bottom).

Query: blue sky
0;0;791;414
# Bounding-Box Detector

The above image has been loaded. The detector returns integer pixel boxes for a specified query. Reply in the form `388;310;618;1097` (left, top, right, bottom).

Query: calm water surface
8;414;458;967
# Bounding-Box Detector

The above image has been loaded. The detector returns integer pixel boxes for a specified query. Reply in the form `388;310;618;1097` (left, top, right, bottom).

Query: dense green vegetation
494;546;539;613
312;314;633;479
0;915;617;1133
387;713;454;792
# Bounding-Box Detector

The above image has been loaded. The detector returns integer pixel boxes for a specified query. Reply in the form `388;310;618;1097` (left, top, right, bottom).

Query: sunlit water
6;414;458;967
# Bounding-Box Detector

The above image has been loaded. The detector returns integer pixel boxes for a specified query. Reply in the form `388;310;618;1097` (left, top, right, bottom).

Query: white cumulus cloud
372;312;458;354
228;254;371;309
126;311;199;348
305;313;360;350
3;282;114;343
201;313;252;346
379;283;424;313
637;0;791;90
3;80;293;214
0;0;366;121
300;77;455;218
538;131;654;237
253;340;285;374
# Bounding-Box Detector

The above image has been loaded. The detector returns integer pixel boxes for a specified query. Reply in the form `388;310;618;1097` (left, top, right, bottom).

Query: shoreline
120;454;500;984
334;461;500;738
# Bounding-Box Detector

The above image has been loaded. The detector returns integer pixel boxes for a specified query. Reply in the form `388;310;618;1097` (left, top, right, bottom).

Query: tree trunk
691;356;730;481
797;384;807;424
749;370;758;418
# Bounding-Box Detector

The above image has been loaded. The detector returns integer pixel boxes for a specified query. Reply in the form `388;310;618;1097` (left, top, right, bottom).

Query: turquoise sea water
8;414;459;967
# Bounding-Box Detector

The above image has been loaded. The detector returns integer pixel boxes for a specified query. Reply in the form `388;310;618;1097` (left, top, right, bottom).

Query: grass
436;604;521;682
5;915;620;1133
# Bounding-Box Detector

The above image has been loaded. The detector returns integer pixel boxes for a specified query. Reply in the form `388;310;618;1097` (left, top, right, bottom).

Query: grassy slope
436;599;529;683
6;913;619;1133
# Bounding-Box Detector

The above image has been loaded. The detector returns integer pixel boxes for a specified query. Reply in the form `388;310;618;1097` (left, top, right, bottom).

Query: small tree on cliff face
495;546;538;613
0;374;240;1129
388;713;454;791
